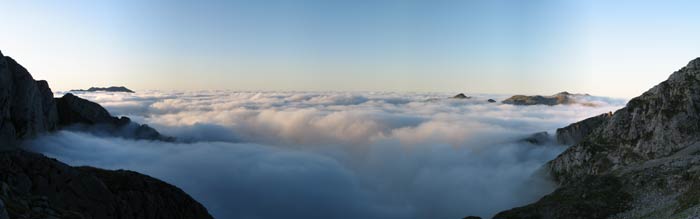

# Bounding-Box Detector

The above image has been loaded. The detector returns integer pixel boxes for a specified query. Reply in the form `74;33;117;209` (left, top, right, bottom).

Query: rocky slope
0;50;212;218
555;112;612;145
494;58;700;218
502;92;587;106
70;86;134;93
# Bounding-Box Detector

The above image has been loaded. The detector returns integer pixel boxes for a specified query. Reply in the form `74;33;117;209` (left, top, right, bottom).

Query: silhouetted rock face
56;93;174;141
502;92;582;106
0;150;213;219
495;57;700;218
71;86;134;93
555;112;612;145
56;93;116;126
0;51;59;147
0;50;209;218
0;50;171;143
35;80;59;130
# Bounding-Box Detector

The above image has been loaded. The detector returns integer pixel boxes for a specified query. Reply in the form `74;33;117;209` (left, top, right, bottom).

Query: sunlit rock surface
502;92;588;106
496;57;700;218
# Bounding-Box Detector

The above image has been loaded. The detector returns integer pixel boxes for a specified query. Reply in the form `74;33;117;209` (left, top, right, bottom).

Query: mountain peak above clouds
494;57;700;218
71;86;135;93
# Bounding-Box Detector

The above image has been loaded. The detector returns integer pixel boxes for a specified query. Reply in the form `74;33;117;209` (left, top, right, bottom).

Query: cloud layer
28;91;626;218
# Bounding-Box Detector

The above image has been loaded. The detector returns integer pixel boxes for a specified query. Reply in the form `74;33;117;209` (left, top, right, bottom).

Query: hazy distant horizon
54;88;633;101
3;0;700;98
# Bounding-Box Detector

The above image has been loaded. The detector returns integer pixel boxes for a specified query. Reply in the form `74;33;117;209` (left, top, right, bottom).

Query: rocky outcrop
549;58;700;184
0;150;212;219
555;112;612;145
487;99;497;103
453;93;471;99
521;132;552;145
502;92;586;106
71;86;134;93
56;93;119;126
0;51;166;145
495;57;700;218
0;50;210;218
56;93;173;141
0;51;59;147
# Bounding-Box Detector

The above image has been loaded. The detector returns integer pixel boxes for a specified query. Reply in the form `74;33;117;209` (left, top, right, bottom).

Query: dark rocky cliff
495;58;700;218
0;51;59;147
55;93;174;142
0;50;212;218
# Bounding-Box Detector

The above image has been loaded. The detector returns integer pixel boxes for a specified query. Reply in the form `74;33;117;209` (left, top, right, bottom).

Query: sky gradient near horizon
1;0;700;98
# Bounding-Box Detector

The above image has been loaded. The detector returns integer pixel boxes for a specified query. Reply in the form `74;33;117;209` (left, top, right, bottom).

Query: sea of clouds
25;91;626;219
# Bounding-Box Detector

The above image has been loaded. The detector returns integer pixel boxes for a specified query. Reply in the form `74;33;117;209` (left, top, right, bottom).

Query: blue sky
1;0;700;98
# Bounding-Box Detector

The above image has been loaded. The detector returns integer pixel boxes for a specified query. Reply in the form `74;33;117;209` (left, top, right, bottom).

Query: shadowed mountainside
0;50;211;219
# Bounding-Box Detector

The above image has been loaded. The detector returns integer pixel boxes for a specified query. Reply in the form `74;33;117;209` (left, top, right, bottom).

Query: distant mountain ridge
502;92;590;106
0;50;211;218
71;86;134;93
453;93;471;99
